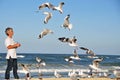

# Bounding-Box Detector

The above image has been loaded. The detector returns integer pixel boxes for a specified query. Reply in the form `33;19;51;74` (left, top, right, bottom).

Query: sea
0;53;120;79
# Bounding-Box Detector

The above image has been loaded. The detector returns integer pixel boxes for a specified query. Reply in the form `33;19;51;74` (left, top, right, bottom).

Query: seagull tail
68;24;72;30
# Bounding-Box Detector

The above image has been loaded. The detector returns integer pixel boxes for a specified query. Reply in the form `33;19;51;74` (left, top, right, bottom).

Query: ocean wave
117;57;120;59
17;55;25;58
0;68;108;74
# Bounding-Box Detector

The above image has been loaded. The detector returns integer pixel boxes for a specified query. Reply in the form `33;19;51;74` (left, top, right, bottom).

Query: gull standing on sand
52;2;65;14
54;70;62;78
68;70;78;77
61;14;72;31
80;47;96;58
68;70;78;80
38;29;53;39
43;12;52;24
19;63;31;80
78;70;89;78
38;2;54;10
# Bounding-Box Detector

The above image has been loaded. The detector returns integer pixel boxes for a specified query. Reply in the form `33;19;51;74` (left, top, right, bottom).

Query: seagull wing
93;58;103;67
43;12;52;24
39;3;47;10
45;2;54;9
80;47;89;51
36;57;42;63
87;50;96;56
58;2;64;9
58;37;66;42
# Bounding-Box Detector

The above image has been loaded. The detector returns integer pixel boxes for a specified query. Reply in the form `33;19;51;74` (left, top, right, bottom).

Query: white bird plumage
58;36;78;47
54;70;62;78
80;47;96;58
38;29;53;39
70;49;80;60
89;58;103;71
52;2;65;14
38;2;54;10
61;14;72;31
36;57;46;67
43;12;52;24
19;63;31;80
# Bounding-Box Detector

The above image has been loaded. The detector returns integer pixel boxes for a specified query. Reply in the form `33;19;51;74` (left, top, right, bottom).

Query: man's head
5;27;14;36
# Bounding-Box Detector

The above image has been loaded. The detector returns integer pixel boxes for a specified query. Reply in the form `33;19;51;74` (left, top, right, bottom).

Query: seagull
93;58;103;68
89;58;103;71
19;63;31;80
65;57;74;63
80;47;96;58
68;70;78;80
52;2;65;14
38;29;53;39
70;49;80;60
36;57;46;67
78;70;89;78
43;12;52;24
61;14;72;31
58;37;69;42
113;69;120;78
58;36;78;47
73;49;78;57
36;57;42;63
54;70;62;78
68;36;78;47
36;57;46;79
38;2;54;10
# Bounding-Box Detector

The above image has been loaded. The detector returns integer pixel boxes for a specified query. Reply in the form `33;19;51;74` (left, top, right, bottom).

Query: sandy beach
29;78;116;80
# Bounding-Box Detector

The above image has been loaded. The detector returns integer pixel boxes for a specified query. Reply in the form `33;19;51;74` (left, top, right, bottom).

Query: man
5;27;21;80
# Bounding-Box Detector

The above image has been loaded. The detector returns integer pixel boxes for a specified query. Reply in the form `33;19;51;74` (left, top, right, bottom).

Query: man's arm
7;43;21;49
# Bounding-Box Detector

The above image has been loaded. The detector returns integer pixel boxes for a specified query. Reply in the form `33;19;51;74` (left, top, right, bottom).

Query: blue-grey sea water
0;53;120;79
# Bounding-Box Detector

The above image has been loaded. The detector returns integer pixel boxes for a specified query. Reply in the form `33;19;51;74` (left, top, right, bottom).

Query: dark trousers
5;58;19;79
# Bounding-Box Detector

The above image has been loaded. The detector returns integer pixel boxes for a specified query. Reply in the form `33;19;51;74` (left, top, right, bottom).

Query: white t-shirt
5;37;17;59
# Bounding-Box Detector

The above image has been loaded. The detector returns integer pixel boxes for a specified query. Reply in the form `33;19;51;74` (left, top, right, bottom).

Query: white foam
0;68;108;74
117;57;120;59
17;55;25;58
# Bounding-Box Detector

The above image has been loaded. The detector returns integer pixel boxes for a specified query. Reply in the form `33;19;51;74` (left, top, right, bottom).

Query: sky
0;0;120;55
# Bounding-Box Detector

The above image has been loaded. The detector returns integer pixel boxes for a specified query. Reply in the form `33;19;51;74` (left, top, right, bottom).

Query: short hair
5;27;13;36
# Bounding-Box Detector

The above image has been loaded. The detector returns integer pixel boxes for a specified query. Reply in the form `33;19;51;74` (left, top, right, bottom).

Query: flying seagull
19;63;31;80
92;58;103;68
89;58;103;71
58;37;69;42
38;29;53;39
36;57;46;67
38;2;54;10
80;47;96;58
52;2;65;14
36;57;46;79
68;36;78;47
73;49;78;57
61;14;72;31
43;12;52;24
64;57;74;63
58;36;78;47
